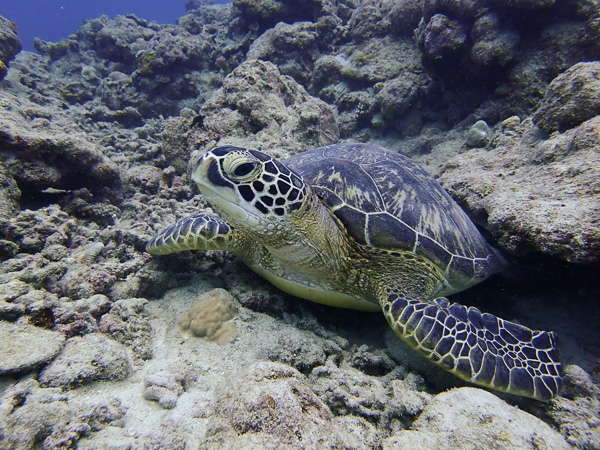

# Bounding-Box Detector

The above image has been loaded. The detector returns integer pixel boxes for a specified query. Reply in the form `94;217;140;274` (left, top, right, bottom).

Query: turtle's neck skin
227;186;446;312
226;187;383;311
231;186;350;277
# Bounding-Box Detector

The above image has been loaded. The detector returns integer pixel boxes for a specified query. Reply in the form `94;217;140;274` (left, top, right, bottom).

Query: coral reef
0;16;21;80
383;387;570;449
533;61;600;133
0;378;126;449
0;93;122;204
177;288;237;344
233;0;316;31
439;111;600;263
0;0;598;447
0;161;20;221
246;21;320;85
0;322;65;375
548;364;600;448
202;361;368;448
38;333;130;389
310;362;421;427
143;370;187;409
160;58;340;172
99;298;153;361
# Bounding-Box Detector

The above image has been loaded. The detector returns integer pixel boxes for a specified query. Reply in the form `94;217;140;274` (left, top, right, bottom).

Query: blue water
1;0;231;52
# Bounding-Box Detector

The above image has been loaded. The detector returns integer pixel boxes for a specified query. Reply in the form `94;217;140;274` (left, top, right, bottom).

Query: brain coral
177;288;237;344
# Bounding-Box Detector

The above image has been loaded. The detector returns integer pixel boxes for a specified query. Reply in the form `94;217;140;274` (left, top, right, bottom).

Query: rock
470;13;519;67
547;365;600;449
125;165;165;195
374;72;432;135
349;4;387;42
209;59;339;154
0;15;21;80
383;0;423;34
0;300;24;320
310;363;405;423
0;239;19;261
38;333;130;389
54;309;100;338
233;0;315;31
383;387;570;449
160;59;339;168
0;100;122;202
349;344;396;376
311;54;343;90
0;280;30;303
533;62;600;133
56;265;117;300
331;415;380;449
0;205;74;254
412;0;600;128
246;21;320;85
0;378;126;449
0;321;65;375
489;0;556;9
98;298;153;361
261;327;327;372
202;361;367;448
342;37;423;85
0;161;20;220
561;364;598;399
439;117;600;262
143;370;187;409
388;374;432;419
420;13;467;60
73;294;112;320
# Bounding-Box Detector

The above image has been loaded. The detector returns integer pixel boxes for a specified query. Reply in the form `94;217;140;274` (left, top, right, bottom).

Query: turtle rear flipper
380;293;563;400
146;213;234;255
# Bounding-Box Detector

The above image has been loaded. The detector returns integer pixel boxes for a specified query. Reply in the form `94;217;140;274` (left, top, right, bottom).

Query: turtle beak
192;150;259;227
192;151;235;196
191;152;212;187
191;153;215;198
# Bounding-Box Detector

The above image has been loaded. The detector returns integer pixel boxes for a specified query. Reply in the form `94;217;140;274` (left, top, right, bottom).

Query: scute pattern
381;293;563;401
238;149;306;216
146;213;232;255
204;146;307;217
285;143;505;292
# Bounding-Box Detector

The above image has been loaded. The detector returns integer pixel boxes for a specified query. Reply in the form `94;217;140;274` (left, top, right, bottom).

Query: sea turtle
147;143;563;400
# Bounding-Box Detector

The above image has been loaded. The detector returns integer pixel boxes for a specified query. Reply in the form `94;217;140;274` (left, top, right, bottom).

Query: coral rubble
0;0;598;446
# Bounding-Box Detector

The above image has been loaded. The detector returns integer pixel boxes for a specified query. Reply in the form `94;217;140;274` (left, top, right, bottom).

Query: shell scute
367;212;417;251
285;143;505;290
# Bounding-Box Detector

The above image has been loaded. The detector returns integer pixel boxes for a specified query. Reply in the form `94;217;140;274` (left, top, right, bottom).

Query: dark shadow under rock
0;97;122;206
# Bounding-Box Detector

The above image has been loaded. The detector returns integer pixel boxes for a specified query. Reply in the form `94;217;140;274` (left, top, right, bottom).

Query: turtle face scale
192;146;308;230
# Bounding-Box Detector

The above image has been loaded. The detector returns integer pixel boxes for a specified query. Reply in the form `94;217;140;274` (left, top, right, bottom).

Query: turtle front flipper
146;213;234;255
380;293;563;400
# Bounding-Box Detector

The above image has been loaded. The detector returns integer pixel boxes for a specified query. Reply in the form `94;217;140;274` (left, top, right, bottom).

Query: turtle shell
284;143;506;292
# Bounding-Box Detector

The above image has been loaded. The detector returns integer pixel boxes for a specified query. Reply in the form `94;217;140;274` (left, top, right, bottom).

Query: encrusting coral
176;288;237;344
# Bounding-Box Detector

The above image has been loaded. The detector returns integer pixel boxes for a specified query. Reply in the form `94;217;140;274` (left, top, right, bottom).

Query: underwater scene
0;0;599;448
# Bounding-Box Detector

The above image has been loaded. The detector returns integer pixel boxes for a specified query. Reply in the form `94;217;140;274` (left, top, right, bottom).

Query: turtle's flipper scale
381;294;563;400
146;213;233;255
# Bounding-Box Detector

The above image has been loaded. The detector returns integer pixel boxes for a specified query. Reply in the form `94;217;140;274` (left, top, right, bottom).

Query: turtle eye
233;162;257;177
223;156;260;182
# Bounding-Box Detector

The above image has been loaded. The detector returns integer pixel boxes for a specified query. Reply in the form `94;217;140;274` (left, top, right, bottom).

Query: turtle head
192;146;308;230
